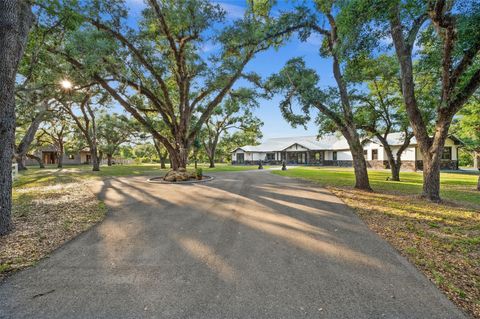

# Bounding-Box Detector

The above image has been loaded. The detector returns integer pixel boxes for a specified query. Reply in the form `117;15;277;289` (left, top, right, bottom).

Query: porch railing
11;163;18;180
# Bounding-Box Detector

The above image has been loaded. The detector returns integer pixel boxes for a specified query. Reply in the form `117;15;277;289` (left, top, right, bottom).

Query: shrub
196;168;203;177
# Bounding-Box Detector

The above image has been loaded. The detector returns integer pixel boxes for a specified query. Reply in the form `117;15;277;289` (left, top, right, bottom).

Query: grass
1;178;107;280
272;167;480;318
14;163;267;188
7;163;477;315
272;167;480;207
2;162;267;280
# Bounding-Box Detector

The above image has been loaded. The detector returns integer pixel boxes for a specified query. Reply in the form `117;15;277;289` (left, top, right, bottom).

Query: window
333;151;337;161
315;152;323;161
68;154;75;160
363;150;368;160
441;147;452;160
236;153;244;164
266;153;275;161
372;149;378;160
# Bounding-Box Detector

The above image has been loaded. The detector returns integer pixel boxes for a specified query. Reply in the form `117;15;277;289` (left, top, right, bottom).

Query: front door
297;152;306;164
236;153;244;164
43;152;57;164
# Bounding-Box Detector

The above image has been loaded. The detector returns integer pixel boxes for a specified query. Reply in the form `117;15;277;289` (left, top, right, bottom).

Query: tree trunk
14;103;47;169
168;138;189;170
421;152;441;202
107;154;112;166
390;161;401;181
385;139;406;182
26;154;44;168
57;143;64;168
14;155;27;171
345;130;372;191
159;156;166;169
474;151;479;169
477;174;480;191
350;144;372;191
91;146;100;171
153;138;167;169
92;156;100;171
206;138;218;169
57;154;63;168
0;0;33;235
0;56;15;234
382;146;400;181
169;151;188;170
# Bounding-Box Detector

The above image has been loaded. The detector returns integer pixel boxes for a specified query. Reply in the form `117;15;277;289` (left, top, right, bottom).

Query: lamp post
258;160;263;170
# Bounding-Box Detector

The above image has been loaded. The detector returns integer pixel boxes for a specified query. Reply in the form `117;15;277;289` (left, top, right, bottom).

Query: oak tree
51;0;273;177
0;0;34;235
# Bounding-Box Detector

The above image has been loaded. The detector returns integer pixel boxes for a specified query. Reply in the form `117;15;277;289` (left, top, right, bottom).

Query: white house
231;133;463;170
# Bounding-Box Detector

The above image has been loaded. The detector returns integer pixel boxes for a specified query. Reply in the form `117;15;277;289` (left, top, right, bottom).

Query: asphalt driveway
0;170;466;318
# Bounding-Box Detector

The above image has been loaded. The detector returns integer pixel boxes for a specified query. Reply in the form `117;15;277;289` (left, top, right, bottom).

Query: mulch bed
330;187;480;318
0;182;106;281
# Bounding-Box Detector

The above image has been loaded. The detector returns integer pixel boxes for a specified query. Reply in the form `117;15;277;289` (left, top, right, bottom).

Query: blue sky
124;0;337;140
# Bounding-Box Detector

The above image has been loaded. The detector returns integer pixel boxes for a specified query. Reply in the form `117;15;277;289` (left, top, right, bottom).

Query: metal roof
232;132;463;153
232;134;350;153
368;132;465;146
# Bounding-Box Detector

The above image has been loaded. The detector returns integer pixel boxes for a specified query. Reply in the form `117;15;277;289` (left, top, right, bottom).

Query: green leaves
453;96;480;152
266;57;321;128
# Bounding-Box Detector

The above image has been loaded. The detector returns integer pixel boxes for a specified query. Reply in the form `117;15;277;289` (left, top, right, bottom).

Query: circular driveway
0;170;466;318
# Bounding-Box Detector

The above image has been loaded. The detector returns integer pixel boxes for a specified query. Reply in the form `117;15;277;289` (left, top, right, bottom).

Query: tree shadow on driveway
0;171;467;319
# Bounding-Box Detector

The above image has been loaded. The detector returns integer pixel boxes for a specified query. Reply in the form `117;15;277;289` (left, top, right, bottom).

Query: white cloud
201;41;220;53
125;0;147;11
305;33;323;46
215;2;245;19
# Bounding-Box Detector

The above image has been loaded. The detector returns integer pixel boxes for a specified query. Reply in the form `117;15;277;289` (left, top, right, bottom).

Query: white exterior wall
364;143;384;161
336;150;353;160
251;152;266;161
232;149;244;160
415;138;458;160
324;151;332;160
284;144;309;152
232;137;460;164
388;146;416;161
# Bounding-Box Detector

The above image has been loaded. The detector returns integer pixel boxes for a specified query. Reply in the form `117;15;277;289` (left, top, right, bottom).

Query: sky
124;0;337;141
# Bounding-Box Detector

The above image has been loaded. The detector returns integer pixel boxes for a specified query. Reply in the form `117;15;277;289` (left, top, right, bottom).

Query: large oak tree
0;0;34;235
50;0;273;173
389;0;480;201
201;89;262;168
266;2;373;190
340;0;480;201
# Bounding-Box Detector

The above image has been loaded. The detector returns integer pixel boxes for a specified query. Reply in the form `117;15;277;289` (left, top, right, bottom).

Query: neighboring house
231;133;463;171
24;146;93;166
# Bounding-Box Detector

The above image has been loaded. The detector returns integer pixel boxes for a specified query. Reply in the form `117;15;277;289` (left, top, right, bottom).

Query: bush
196;168;203;177
459;149;474;167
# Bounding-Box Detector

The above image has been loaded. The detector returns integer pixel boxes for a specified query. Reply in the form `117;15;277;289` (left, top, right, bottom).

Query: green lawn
14;163;267;188
3;162;268;280
272;167;480;207
273;166;479;317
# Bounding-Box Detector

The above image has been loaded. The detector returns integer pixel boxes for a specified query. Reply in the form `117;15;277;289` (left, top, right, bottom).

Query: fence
11;163;18;180
99;158;135;165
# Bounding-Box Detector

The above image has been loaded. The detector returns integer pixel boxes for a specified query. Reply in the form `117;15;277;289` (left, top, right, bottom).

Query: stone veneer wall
231;159;459;170
415;160;459;170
